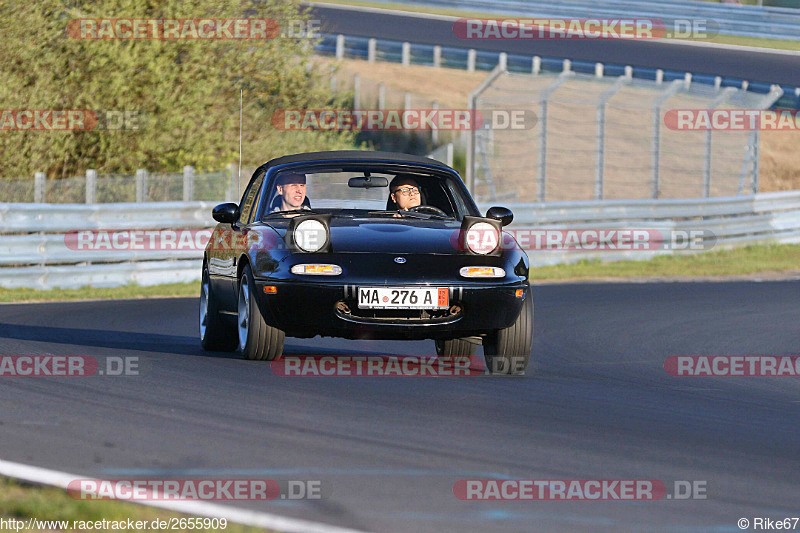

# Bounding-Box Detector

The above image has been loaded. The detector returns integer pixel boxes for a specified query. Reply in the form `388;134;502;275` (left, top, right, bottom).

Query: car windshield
260;167;471;221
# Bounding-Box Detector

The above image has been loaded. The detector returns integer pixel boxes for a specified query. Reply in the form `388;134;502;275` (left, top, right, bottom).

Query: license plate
358;287;449;310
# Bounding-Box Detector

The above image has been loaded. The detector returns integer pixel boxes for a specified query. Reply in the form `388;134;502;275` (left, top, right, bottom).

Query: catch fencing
467;66;784;203
0;190;798;289
0;166;239;204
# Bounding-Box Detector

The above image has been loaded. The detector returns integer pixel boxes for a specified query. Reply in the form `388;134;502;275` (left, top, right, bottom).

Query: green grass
0;282;199;303
531;243;800;281
316;0;800;51
0;477;268;532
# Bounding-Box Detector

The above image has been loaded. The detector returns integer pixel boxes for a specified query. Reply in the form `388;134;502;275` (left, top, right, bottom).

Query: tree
0;0;355;178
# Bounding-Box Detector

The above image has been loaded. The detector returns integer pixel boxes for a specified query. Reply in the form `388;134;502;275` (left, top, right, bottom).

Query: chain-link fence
331;68;468;154
0;167;238;204
468;67;784;203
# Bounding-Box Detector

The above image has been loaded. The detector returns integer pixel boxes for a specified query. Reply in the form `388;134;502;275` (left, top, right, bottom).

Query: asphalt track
1;280;799;532
308;4;800;87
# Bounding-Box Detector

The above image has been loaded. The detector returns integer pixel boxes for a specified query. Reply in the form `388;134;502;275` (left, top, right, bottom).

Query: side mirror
486;206;513;226
212;203;240;224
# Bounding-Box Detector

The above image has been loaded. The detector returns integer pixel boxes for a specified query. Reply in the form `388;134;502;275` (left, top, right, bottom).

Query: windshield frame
252;159;479;223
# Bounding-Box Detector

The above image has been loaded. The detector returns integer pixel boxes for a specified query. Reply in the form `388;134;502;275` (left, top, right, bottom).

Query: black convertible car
200;151;532;374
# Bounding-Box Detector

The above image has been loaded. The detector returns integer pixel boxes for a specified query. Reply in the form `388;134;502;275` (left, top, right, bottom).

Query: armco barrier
1;191;798;288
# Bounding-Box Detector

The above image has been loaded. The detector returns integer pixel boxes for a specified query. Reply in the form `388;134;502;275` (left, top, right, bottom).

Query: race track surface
309;4;800;87
1;281;798;532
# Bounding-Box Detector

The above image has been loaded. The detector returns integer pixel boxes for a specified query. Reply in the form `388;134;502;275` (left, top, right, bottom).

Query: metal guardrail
1;191;798;288
359;0;800;40
317;34;800;111
0;202;216;290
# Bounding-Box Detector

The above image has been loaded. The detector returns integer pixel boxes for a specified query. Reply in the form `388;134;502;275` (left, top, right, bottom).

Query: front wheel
200;266;237;352
238;264;285;361
483;294;533;375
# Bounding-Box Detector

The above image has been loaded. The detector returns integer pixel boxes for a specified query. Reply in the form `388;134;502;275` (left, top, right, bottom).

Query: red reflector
264;286;278;294
515;289;524;298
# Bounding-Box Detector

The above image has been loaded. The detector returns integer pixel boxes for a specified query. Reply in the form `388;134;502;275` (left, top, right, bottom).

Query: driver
389;176;421;211
272;172;310;213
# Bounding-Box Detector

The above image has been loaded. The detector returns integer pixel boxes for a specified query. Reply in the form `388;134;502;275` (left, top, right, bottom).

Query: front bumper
253;279;529;340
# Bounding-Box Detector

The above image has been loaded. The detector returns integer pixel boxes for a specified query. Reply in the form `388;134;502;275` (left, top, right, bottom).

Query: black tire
435;338;477;357
238;264;285;361
483;294;533;375
200;265;238;352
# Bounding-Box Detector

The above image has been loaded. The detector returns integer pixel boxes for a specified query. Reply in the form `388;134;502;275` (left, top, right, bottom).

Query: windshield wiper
367;210;453;220
263;209;322;219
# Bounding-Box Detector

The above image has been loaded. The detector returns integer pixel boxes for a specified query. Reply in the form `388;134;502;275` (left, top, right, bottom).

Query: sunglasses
393;186;420;197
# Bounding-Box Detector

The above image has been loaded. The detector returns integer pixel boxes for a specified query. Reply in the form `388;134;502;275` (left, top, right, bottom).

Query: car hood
265;219;464;254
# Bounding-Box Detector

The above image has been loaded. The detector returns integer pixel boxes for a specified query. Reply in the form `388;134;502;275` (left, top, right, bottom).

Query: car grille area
335;300;462;323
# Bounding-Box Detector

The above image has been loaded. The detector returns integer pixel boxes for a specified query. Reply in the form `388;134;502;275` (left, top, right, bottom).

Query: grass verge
531;243;800;281
313;0;800;51
0;477;267;532
0;282;199;303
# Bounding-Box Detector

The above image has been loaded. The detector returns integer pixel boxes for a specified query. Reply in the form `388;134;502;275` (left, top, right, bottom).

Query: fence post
378;83;385;110
135;169;148;202
445;142;454;168
34;172;45;203
183;166;194;202
595;63;604;78
335;34;345;60
536;72;573;202
651;80;683;199
752;130;760;194
624;65;633;78
402;42;410;66
431;101;439;145
467;49;476;72
353;74;361;109
368;38;376;62
596;76;631;200
562;59;571;73
498;52;507;70
656;69;664;84
704;87;737;198
404;92;412;112
466;65;505;194
433;45;441;68
85;169;96;204
532;56;541;75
